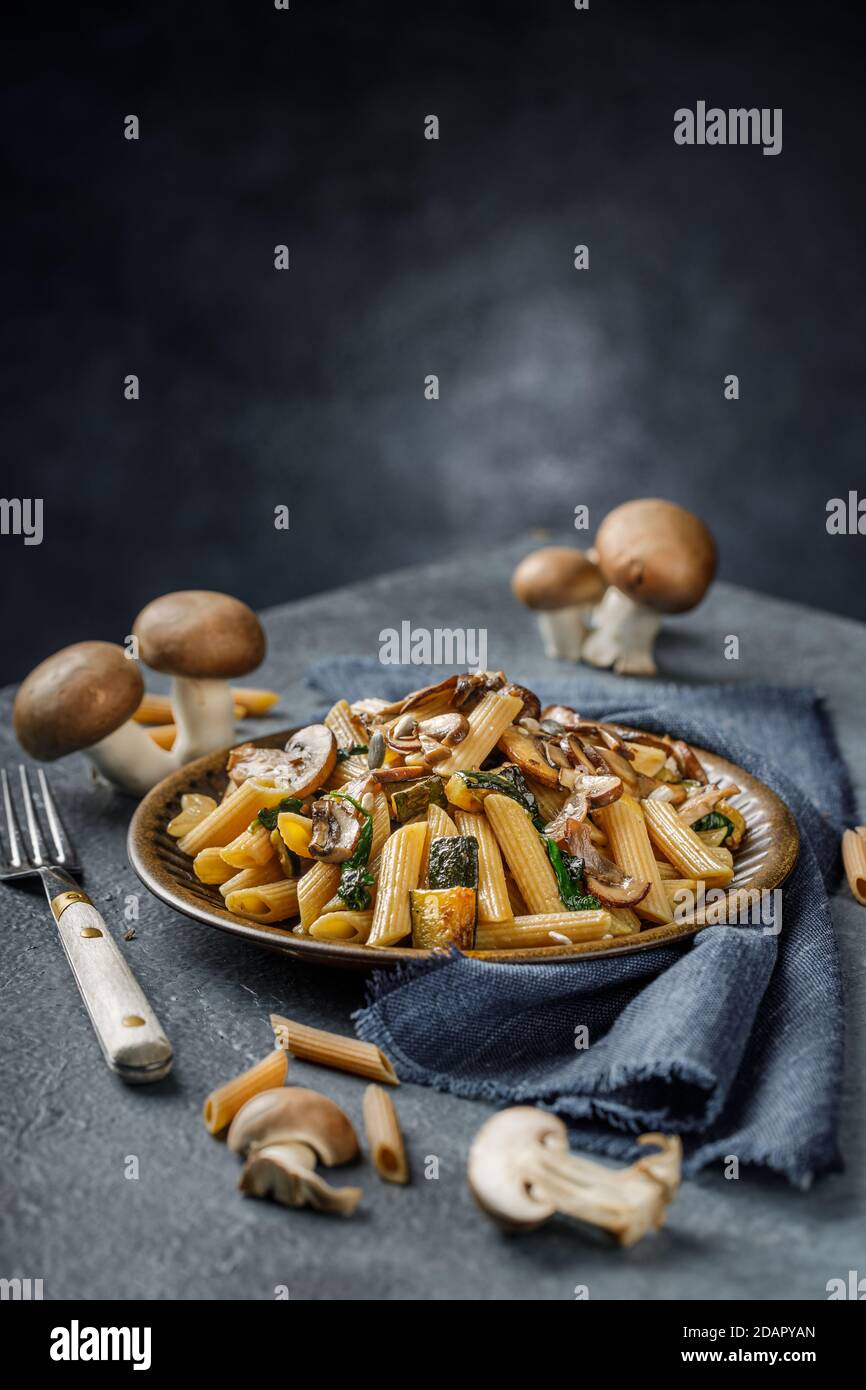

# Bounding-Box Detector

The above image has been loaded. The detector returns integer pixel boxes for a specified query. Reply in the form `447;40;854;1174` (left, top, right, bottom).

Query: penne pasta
625;742;668;777
593;795;671;923
220;820;276;869
483;793;561;915
202;1048;287;1135
654;859;680;880
663;879;699;908
606;906;642;934
231;687;279;715
220;861;284;899
842;827;866;906
641;800;734;888
277;810;314;857
225;878;299;924
367;821;427;947
193;846;237;885
270;1015;398;1084
146;723;177;750
308;911;373;943
178;780;289;857
438;692;524;774
363;1084;409;1184
136;690;269;724
455;809;510;921
297;861;342;931
325;698;368;749
474;910;615;949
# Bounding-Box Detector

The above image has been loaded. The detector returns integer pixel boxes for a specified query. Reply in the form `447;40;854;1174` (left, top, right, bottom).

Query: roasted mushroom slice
453;670;507;707
308;796;363;863
561;821;651;908
227;742;295;787
543;792;590;843
669;739;709;784
375;675;459;719
282;724;338;796
417;711;470;752
541;704;584;732
501;683;542;721
557;769;623;807
497;725;561;788
383;713;422;756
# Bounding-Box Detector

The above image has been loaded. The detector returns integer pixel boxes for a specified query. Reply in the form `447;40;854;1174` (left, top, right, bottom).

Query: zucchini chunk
428;835;479;890
390;775;447;823
410;887;477;950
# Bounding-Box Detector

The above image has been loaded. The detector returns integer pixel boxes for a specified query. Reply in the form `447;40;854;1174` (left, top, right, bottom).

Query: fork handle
54;898;173;1083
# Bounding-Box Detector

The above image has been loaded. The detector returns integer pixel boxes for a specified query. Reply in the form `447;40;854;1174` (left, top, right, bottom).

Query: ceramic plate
128;730;799;970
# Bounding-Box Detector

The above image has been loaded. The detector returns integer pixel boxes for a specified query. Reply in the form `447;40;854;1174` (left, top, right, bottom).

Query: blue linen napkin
308;660;855;1186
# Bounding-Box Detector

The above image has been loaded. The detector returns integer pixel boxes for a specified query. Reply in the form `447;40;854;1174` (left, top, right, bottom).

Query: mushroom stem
170;677;236;762
88;720;176;795
536;607;591;662
529;1146;672;1247
239;1144;362;1216
581;586;661;676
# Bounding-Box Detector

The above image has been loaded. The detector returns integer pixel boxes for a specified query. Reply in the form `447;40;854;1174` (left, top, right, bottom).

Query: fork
1;765;173;1084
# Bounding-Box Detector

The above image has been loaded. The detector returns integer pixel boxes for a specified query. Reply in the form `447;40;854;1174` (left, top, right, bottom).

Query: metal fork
1;765;172;1083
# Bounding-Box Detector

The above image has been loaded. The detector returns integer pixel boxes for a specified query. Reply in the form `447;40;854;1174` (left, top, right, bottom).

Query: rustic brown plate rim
127;730;800;970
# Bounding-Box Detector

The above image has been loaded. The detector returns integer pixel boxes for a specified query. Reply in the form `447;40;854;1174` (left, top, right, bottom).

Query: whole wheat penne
438;692;524;774
474;910;614;949
505;871;529;917
194;846;237;885
220;861;284;898
328;756;370;788
641;800;734;887
277;811;314;857
363;1084;409;1184
179;780;289;856
367;821;427;946
297;862;342;931
593;795;671;923
455;809;510;921
225;878;299;924
606;906;642;934
484;793;561;915
663;879;699;907
136;691;259;724
842;827;866;906
220;820;276;869
654;859;680;880
203;1048;287;1135
309;911;374;943
420;802;458;883
271;1015;398;1084
325;698;368;749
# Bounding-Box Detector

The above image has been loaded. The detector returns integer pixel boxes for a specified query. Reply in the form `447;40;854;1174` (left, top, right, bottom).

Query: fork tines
0;766;76;872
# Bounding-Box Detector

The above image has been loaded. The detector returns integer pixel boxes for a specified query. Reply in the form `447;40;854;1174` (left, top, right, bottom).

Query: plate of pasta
128;672;799;968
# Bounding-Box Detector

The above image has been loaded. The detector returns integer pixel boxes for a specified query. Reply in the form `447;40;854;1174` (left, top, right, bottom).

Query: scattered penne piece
363;1084;409;1184
270;1015;398;1084
203;1048;287;1135
147;723;177;750
842;827;866;906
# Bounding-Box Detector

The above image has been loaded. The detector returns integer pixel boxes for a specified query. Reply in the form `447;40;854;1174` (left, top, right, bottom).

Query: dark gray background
2;0;864;686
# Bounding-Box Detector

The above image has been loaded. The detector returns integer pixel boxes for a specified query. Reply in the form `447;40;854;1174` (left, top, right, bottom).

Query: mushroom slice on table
511;547;606;660
228;1087;362;1216
558;820;651;908
582;500;717;676
467;1107;681;1246
308;796;364;863
133;590;266;762
13;641;174;795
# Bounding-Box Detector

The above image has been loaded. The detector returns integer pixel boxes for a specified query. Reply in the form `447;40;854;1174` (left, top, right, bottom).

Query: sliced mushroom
308;797;363;862
590;743;661;799
467;1107;681;1246
669;739;709;784
282;724;337;796
229;1087;362;1217
453;670;507;707
559;820;651;908
417;711;469;749
543;793;589;841
557;768;623;806
227;743;296;787
383;715;422;756
497;726;561;788
501;683;542;721
375;674;460;719
372;765;436;785
541;704;584;731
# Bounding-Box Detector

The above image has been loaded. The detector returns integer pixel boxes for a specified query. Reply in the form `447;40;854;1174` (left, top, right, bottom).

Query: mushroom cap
227;1086;359;1166
133;590;265;679
511;548;606;612
594;500;717;615
467;1106;568;1230
14;642;144;761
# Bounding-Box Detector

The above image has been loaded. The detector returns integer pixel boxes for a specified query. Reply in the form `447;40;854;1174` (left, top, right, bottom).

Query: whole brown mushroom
132;591;266;761
511;547;606;660
582;500;717;675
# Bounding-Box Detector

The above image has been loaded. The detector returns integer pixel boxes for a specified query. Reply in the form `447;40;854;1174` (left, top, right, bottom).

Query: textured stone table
2;540;864;1301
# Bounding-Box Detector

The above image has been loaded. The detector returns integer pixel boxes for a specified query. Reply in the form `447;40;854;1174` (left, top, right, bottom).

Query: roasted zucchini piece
390;775;447;823
428;835;479;890
410;887;477;950
714;800;746;850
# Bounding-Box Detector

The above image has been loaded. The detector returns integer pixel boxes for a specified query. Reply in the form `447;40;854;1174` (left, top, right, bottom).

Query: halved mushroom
282;725;337;796
227;742;297;787
308;797;363;863
497;726;561;788
13;642;174;795
228;1087;362;1217
467;1107;681;1246
558;820;651;908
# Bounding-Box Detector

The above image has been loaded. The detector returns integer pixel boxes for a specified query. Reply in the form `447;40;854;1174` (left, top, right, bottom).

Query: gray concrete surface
1;539;864;1301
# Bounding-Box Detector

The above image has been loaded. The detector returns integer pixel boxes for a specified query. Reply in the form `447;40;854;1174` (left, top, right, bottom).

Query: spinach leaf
692;810;736;840
336;744;368;763
545;838;601;912
459;768;544;830
253;796;303;832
